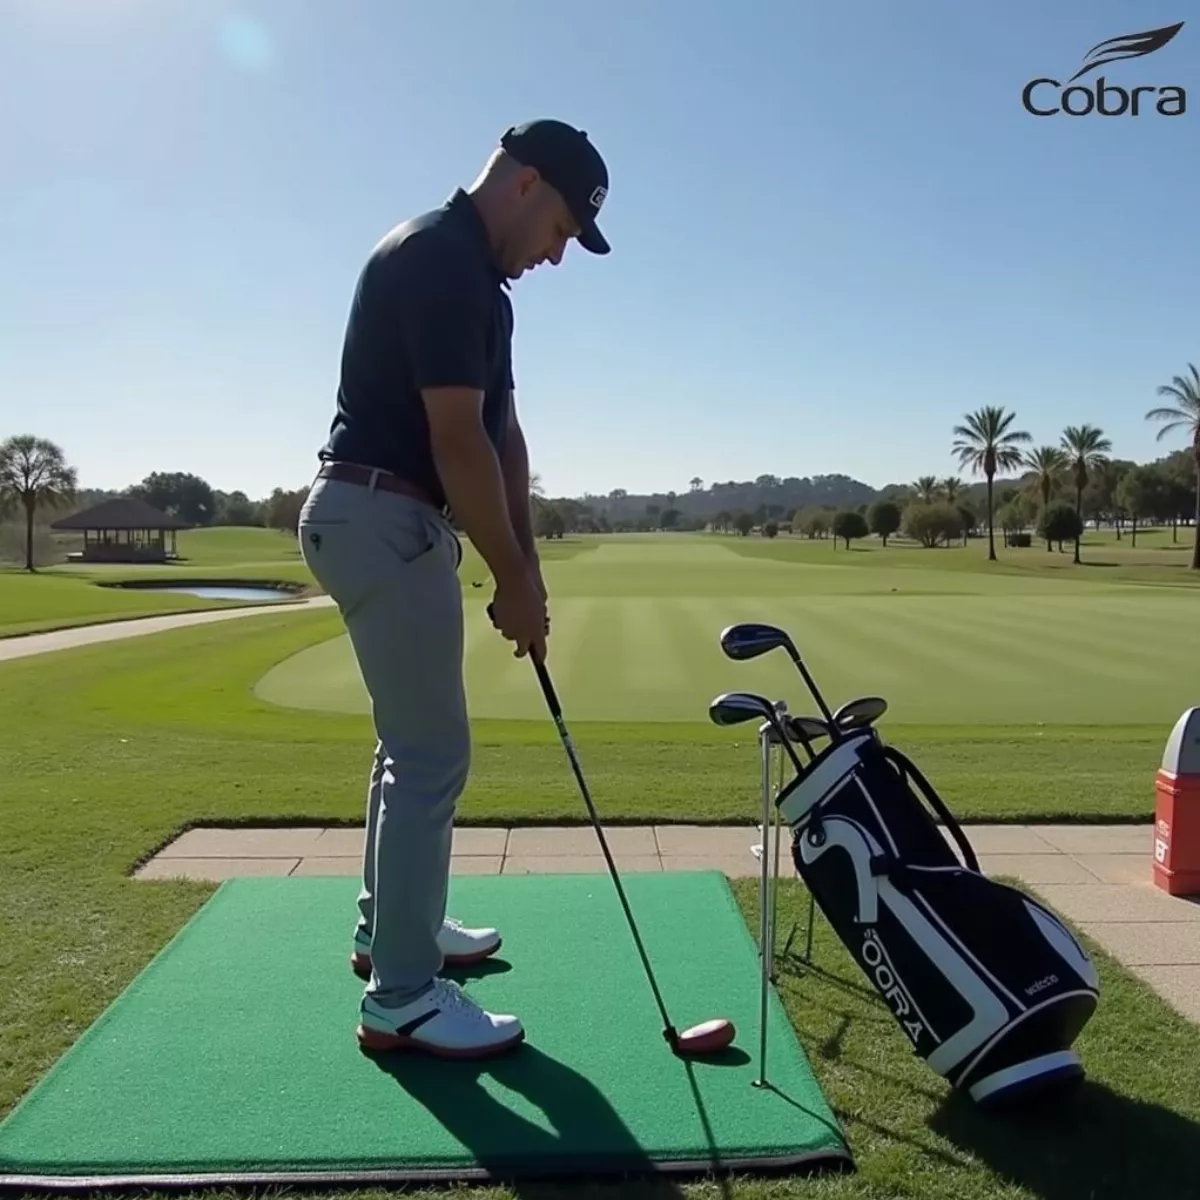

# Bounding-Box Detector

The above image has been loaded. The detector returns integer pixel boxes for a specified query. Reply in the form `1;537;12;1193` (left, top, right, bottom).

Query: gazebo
51;497;191;563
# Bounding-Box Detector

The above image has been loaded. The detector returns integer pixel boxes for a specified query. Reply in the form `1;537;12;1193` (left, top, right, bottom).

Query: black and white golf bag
776;728;1100;1106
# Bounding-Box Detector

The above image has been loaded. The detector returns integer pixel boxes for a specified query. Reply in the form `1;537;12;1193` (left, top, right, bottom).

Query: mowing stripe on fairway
253;592;1200;726
251;542;1200;726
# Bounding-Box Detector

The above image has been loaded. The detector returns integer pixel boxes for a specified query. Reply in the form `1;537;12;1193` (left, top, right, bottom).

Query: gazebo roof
51;496;191;531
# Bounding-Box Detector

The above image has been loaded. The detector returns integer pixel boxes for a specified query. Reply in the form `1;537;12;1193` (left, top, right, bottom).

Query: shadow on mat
366;1043;704;1194
930;1078;1200;1200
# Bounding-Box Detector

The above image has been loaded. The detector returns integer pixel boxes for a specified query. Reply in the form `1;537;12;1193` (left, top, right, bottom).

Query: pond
153;585;294;602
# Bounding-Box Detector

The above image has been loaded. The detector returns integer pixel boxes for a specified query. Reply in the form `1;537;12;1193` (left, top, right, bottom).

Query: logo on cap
590;185;607;211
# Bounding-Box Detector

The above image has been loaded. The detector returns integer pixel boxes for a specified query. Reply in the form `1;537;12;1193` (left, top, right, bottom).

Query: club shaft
758;729;771;1084
533;657;679;1044
788;650;837;726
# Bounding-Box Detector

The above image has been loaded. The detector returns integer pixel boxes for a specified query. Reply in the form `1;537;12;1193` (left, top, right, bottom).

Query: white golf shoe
357;977;524;1058
350;918;502;979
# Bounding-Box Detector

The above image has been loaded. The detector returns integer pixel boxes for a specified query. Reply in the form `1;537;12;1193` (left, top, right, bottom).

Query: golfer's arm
501;399;536;559
423;388;527;585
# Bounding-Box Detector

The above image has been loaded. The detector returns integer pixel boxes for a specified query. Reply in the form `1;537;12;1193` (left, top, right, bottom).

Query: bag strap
876;746;981;873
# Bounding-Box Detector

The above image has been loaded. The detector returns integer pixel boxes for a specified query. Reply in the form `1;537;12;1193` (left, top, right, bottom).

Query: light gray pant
297;473;469;1006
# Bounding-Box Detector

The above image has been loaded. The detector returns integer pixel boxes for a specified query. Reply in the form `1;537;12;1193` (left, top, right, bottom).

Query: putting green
253;541;1197;725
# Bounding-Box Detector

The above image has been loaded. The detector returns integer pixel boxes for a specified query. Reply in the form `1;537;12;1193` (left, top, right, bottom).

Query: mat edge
0;1144;854;1191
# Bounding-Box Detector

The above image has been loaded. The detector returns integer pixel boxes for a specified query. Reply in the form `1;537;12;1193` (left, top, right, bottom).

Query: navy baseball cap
500;119;610;255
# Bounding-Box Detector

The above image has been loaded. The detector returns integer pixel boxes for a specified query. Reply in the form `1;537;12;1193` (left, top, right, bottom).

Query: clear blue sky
2;0;1195;501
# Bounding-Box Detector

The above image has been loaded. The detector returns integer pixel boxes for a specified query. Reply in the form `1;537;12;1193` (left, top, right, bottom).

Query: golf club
786;714;833;746
832;695;888;732
708;691;809;775
527;646;736;1058
718;623;836;725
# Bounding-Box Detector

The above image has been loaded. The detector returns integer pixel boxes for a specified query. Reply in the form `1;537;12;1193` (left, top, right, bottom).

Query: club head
787;715;832;743
833;696;888;730
708;691;779;728
719;622;796;663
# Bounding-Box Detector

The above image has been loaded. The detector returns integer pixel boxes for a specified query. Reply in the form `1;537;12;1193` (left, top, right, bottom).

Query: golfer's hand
489;575;548;661
528;554;548;603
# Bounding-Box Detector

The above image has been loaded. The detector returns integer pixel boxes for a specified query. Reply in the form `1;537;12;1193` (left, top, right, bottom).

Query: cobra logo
861;928;927;1046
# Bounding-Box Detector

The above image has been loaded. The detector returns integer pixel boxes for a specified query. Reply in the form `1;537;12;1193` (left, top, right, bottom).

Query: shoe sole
350;938;502;981
356;1022;525;1058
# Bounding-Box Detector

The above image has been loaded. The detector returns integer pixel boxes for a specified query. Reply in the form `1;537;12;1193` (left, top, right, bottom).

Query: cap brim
578;221;610;255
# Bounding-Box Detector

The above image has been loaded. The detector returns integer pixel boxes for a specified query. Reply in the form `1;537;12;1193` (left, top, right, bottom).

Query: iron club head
708;691;780;727
787;715;832;743
709;692;809;773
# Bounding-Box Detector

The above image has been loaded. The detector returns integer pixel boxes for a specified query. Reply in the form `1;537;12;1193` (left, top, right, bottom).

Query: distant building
51;497;190;563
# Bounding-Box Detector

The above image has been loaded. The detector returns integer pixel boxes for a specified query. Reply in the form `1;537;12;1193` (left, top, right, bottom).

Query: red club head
671;1018;736;1056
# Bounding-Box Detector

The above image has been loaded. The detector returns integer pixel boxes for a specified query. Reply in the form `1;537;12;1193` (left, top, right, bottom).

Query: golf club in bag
714;623;1101;1107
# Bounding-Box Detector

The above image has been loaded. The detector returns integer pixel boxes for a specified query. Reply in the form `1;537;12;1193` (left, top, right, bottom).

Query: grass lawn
3;531;1197;1197
0;526;314;638
0;524;600;639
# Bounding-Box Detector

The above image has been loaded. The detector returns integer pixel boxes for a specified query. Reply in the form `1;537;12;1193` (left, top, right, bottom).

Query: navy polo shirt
319;189;514;510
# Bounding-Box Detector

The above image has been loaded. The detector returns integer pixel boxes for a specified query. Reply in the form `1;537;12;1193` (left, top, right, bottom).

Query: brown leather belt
317;461;441;508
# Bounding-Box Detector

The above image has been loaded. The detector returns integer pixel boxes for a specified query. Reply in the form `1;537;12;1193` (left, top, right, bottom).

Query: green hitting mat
0;870;850;1188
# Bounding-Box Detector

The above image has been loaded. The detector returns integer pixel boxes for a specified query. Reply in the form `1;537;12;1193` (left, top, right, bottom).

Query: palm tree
1145;362;1200;570
951;406;1032;561
912;475;940;503
0;434;78;571
1060;424;1112;564
1022;445;1069;550
941;476;965;505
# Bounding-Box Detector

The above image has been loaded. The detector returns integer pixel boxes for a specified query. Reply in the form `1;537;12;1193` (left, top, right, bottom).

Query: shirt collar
446;189;509;289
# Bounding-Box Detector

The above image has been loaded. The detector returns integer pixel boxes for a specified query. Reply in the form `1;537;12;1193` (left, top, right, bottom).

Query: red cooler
1153;706;1200;897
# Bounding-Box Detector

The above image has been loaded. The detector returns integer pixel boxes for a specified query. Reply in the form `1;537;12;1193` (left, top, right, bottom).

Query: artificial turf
0;872;849;1188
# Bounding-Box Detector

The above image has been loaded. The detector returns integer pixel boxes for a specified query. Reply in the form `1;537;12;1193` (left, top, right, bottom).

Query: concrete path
135;819;1200;1025
0;595;335;662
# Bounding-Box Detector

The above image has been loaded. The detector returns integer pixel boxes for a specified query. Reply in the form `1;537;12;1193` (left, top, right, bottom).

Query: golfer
298;119;611;1058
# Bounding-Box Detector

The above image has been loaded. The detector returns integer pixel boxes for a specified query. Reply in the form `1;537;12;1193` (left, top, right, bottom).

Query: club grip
487;601;558;714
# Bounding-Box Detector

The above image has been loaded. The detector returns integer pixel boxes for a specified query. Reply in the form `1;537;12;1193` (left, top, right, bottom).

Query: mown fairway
257;535;1200;728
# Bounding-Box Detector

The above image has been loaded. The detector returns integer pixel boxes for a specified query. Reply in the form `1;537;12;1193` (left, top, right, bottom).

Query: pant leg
356;739;386;937
298;476;469;1005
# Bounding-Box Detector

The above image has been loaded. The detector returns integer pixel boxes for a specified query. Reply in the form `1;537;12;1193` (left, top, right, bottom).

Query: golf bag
776;728;1100;1106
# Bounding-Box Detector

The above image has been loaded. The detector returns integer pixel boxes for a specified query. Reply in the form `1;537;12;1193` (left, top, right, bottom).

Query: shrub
902;502;963;548
1038;502;1082;550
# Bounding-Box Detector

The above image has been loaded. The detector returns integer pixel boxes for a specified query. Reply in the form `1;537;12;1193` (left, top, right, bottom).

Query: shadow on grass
930;1079;1200;1200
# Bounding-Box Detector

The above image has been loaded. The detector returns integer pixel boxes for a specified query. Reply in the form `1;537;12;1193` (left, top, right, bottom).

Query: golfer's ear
421;387;486;450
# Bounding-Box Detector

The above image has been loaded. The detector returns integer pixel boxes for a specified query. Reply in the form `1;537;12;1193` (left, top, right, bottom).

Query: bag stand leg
755;722;813;1089
780;891;817;966
755;728;774;1088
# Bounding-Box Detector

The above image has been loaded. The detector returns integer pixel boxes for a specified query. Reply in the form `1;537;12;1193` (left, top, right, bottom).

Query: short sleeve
395;245;491;392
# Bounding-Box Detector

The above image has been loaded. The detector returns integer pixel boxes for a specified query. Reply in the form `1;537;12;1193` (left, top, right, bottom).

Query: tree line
3;360;1197;568
533;361;1200;569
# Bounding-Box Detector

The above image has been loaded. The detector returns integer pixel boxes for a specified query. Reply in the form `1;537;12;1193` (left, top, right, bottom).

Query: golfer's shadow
363;1041;689;1194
